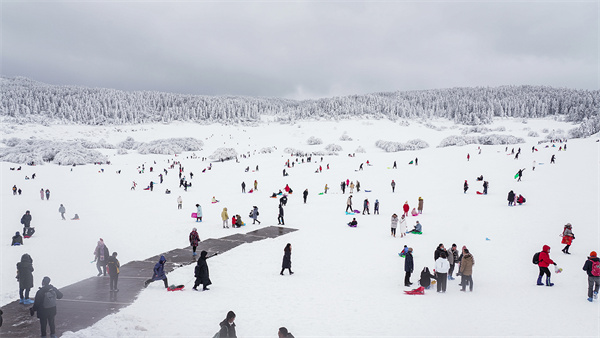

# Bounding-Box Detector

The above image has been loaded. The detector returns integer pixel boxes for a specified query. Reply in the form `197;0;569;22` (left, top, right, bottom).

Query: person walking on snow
390;214;398;237
346;195;353;213
582;251;600;302
94;239;109;276
550;154;556;164
221;207;229;228
399;215;407;238
435;252;450;293
251;206;261;224
341;181;346;194
483;181;489;195
241;181;246;193
280;243;294;275
467;153;470;161
349;182;355;193
402;201;409;217
106;252;120;292
417;197;424;214
303;189;308;204
189;228;200;256
29;276;63;338
177;196;182;210
21;210;33;237
362;199;370;215
374;199;379;215
254;180;258;191
40;188;44;200
193;251;212;291
459;248;474;292
391;180;396;193
17;253;34;304
278;204;285;225
45;189;50;200
218;311;237;337
195;204;203;222
463;180;469;193
58;204;66;220
516;168;525;182
144;255;168;288
561;223;575;254
537;245;557;286
404;247;414;287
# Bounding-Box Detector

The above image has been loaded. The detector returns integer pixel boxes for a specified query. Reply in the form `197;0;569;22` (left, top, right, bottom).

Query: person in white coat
390;214;398;237
435;251;450;293
399;215;407;238
177;196;183;210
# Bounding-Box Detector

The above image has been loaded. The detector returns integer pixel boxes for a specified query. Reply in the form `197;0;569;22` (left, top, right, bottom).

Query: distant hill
1;76;598;136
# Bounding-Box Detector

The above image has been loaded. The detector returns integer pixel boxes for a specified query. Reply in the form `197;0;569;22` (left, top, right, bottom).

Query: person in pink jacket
537;245;557;286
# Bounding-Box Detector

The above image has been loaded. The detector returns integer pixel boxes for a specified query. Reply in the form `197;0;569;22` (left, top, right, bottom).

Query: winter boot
536;276;544;286
19;298;24;304
594;291;598;299
588;297;593;302
545;277;554;287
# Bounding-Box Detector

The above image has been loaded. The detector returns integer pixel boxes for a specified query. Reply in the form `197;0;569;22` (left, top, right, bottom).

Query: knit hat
42;276;51;286
590;251;597;258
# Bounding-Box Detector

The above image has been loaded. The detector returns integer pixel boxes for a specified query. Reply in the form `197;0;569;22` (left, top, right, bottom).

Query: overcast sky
2;0;597;99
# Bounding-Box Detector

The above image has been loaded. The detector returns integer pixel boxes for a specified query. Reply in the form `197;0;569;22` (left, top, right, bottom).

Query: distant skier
144;255;168;288
536;245;557;286
561;223;575;254
189;228;200;256
582;251;600;302
58;204;66;220
193;251;213;291
280;243;293;275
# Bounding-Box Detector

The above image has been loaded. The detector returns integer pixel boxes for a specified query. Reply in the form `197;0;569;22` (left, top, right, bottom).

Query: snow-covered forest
1;77;599;137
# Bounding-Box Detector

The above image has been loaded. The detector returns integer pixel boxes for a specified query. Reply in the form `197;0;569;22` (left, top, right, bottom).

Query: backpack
43;289;57;308
532;252;540;265
590;260;600;277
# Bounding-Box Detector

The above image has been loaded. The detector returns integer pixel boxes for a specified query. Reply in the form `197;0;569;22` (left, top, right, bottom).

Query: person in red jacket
402;201;410;217
537;245;557;286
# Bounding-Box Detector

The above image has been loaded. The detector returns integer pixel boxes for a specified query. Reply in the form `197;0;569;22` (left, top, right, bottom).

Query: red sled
404;286;425;295
561;236;573;245
476;191;483;195
167;284;185;291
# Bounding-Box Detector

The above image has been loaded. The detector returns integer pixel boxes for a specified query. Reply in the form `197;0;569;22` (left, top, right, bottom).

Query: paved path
0;226;297;337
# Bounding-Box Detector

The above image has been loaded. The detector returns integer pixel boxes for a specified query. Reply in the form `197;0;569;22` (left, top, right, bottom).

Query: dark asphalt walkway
0;226;297;337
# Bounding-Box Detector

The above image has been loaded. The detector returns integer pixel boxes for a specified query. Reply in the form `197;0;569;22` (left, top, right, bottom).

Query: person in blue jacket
405;247;414;287
195;204;203;222
144;255;168;288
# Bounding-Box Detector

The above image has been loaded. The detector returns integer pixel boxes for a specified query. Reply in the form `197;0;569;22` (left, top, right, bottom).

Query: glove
554;263;557;266
29;308;34;316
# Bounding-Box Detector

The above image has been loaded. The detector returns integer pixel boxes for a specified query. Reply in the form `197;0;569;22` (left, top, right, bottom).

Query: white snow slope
1;118;599;337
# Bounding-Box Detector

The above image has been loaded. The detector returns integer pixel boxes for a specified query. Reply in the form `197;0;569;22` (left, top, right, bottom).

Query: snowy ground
1;118;599;337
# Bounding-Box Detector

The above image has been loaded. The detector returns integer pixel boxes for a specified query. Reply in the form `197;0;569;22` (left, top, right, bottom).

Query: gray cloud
2;1;597;99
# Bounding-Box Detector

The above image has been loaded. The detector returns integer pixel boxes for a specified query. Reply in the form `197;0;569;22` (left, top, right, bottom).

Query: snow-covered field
1;118;599;337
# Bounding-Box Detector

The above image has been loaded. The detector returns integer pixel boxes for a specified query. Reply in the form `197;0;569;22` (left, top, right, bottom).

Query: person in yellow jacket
221;207;229;228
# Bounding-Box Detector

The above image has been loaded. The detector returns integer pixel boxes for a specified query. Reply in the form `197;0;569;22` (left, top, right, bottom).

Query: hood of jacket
21;253;33;264
542;245;550;253
159;255;166;264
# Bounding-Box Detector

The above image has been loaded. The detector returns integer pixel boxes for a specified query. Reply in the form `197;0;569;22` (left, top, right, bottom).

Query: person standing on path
17;253;34;304
94;239;109;276
189;228;200;256
58;204;66;220
280;243;294;275
404;247;414;287
106;252;120;292
30;276;63;338
582;251;600;302
193;251;213;291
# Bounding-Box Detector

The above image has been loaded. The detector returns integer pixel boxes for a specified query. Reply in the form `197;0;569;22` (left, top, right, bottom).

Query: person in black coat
30;276;63;338
419;267;436;289
280;243;293;275
434;243;446;261
21;210;33;236
277;204;285;225
303;189;308;203
404;247;414;286
507;190;515;206
219;310;237;337
17;253;34;303
193;251;213;291
12;231;23;246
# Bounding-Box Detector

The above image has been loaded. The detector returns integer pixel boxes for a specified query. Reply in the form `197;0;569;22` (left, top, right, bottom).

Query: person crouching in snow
348;218;357;227
419;267;435;290
411;208;418;216
537;245;557;286
144;255;168;288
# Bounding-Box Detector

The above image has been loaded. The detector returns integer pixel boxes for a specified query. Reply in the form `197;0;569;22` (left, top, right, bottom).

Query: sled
399;253;406;257
348;224;357;228
318;192;324;195
404;286;425;295
408;231;423;235
167;284;185;291
408;161;414;165
364;190;372;192
555;267;563;274
211;201;219;204
514;173;519;179
476;191;483;195
354;210;360;214
248;189;254;193
345;212;354;215
191;213;197;218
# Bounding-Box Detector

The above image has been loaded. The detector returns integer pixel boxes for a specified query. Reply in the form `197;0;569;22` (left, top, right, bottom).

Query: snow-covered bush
118;136;138;150
52;146;107;165
461;126;491;135
568;116;600;138
355;146;366;153
0;138;108;165
259;147;275;154
136;138;204;155
77;138;116;149
209;147;238;161
117;148;128;155
325;144;343;152
398;120;410;127
542;128;549;133
545;130;566;140
339;133;353;141
494;126;506;132
424;123;444;131
307;136;323;145
528;131;539;137
375;139;429;152
438;134;524;147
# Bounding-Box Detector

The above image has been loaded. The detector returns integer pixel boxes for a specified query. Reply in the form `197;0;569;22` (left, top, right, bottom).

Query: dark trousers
391;228;396;236
192;246;197;253
110;274;119;290
19;288;30;299
145;277;168;288
436;273;447;292
193;277;208;289
461;275;473;291
538;267;551;278
588;276;600;298
280;267;293;275
346;205;352;212
39;314;56;336
404;271;412;286
448;263;455;277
